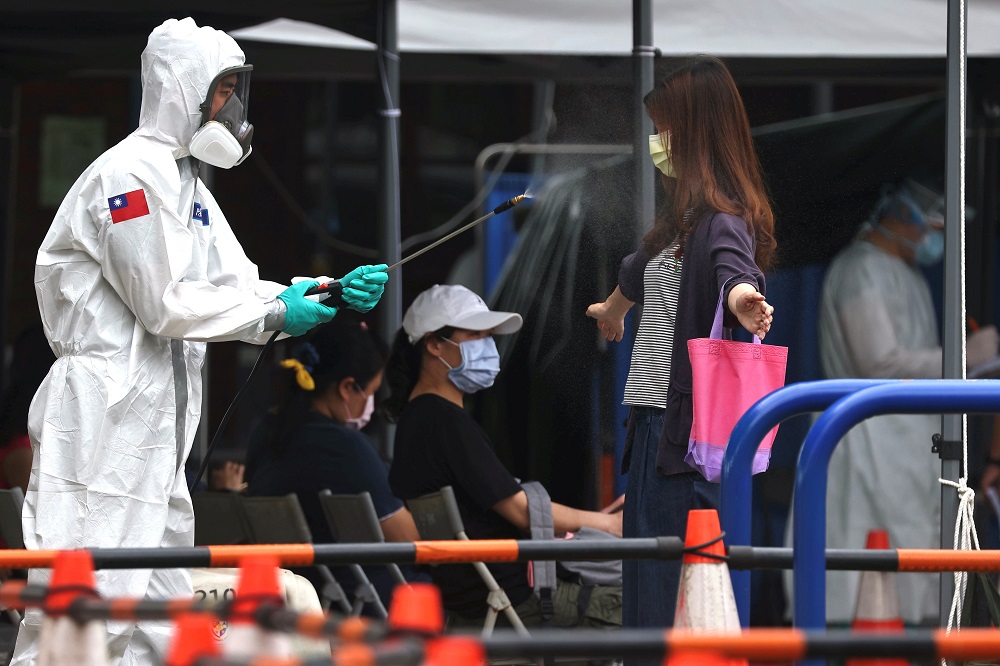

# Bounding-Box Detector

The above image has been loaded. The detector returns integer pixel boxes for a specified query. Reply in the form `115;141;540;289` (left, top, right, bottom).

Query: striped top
623;240;682;408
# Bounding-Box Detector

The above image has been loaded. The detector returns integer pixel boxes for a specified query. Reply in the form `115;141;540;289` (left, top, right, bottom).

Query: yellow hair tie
280;358;315;391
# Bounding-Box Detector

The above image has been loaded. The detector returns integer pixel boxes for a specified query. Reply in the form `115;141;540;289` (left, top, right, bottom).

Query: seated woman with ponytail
245;315;422;608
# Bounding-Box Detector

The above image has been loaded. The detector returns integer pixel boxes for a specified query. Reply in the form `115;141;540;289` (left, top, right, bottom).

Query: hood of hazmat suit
13;17;286;665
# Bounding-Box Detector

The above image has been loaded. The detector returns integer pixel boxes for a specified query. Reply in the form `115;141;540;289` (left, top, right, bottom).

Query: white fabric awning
230;18;375;51
231;1;1000;58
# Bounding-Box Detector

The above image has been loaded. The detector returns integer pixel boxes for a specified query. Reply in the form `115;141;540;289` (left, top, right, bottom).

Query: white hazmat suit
13;18;287;664
783;238;947;625
817;239;941;624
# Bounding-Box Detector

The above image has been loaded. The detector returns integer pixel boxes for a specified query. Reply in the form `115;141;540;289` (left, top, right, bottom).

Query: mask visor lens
201;65;252;126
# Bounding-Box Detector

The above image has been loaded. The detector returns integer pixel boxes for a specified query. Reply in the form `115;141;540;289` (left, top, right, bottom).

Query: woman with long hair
246;315;420;609
587;55;775;649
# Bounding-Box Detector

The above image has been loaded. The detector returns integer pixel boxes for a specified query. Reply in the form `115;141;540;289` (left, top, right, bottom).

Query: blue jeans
622;406;719;666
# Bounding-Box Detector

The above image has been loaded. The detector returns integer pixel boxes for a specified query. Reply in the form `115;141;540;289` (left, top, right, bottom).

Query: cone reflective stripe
223;556;292;659
36;550;108;666
166;613;222;666
668;510;746;666
845;530;907;666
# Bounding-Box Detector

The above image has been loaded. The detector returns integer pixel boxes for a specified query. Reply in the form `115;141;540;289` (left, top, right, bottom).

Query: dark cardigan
618;211;765;477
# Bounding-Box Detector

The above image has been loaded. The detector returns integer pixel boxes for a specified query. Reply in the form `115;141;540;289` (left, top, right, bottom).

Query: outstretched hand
338;264;389;313
585;286;635;343
586;301;626;342
729;284;774;340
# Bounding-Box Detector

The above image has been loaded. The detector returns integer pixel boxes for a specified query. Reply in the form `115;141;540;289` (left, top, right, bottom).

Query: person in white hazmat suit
12;17;389;664
789;179;999;625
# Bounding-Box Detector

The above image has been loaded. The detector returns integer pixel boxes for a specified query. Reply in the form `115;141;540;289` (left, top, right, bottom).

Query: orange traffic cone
845;530;907;666
425;636;487;666
388;583;444;637
37;550;108;666
665;651;733;666
165;613;222;666
222;555;292;658
666;509;746;666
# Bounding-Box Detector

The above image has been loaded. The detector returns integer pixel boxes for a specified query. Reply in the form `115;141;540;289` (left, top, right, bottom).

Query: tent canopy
352;0;1000;57
0;3;373;80
2;1;999;81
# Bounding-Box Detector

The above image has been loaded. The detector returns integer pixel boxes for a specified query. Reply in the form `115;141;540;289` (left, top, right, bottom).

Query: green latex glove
277;281;338;336
338;264;389;313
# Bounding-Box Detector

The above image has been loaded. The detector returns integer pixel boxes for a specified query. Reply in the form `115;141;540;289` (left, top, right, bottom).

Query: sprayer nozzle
491;193;529;216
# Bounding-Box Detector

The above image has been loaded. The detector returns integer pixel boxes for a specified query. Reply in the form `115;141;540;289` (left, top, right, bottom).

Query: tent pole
376;0;402;459
0;78;19;392
939;0;966;624
632;0;655;244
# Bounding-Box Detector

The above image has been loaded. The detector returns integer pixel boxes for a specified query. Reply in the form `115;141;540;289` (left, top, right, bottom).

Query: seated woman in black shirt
385;284;622;628
246;315;422;609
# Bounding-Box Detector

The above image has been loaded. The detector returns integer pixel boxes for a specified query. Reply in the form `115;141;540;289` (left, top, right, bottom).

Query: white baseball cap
403;284;523;343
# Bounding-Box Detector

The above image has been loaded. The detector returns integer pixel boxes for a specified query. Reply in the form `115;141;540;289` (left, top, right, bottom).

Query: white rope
939;474;979;635
938;1;972;663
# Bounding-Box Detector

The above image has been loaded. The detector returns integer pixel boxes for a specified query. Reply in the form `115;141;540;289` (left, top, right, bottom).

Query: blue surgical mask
915;229;944;266
438;337;501;393
873;223;944;266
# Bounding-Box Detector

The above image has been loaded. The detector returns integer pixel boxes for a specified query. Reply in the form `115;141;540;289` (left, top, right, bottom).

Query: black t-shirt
246;412;407;604
389;394;527;617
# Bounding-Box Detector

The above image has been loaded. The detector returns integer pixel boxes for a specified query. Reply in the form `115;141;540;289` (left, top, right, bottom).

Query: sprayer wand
189;193;528;491
304;193;528;301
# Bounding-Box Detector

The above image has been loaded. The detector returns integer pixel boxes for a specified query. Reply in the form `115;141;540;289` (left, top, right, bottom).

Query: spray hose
189;194;529;490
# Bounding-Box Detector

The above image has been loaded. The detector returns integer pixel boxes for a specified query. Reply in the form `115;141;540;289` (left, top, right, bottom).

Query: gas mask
189;65;254;169
649;132;676;178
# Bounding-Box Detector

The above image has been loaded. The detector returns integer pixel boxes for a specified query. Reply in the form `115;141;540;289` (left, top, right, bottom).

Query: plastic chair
238;493;354;615
319;490;409;585
191;491;254;546
406;485;529;637
0;488;25;623
318;489;409;591
0;487;25;550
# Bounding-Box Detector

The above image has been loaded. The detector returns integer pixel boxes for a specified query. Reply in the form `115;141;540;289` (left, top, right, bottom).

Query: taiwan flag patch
108;189;150;224
192;202;210;226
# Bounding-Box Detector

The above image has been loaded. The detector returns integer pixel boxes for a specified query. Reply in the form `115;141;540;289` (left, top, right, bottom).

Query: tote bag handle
710;282;760;343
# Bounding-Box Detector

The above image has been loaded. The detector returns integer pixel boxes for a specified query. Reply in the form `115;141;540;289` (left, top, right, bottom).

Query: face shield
891;179;945;230
188;65;254;169
870;179;946;266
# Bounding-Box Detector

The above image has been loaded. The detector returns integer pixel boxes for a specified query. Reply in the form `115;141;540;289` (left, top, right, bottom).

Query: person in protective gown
806;179;999;624
12;17;388;664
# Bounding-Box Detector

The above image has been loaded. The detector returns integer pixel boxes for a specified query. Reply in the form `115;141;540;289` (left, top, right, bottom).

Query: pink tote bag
685;292;787;482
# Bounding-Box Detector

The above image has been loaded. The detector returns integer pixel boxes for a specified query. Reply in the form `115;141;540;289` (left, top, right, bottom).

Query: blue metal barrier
793;380;1000;634
720;379;890;627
